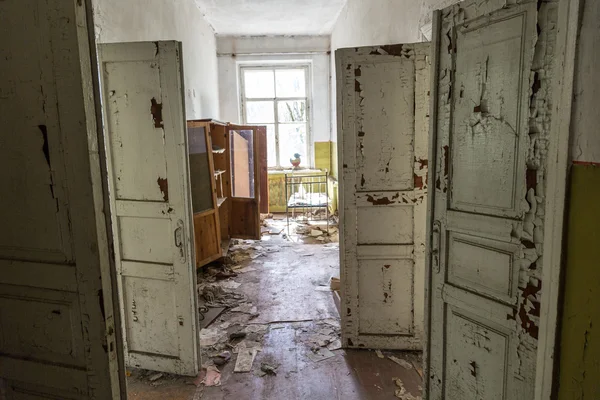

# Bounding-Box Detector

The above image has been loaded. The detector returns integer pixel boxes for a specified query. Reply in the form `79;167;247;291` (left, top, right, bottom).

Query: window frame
239;63;312;169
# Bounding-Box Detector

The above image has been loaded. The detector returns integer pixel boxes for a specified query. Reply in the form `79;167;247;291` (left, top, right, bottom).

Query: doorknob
174;219;186;263
431;221;441;274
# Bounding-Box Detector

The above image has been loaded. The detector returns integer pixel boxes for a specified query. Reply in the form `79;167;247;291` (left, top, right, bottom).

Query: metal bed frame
285;172;329;235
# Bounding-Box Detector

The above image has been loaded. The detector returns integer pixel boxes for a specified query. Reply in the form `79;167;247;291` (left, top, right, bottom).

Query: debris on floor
212;351;231;366
259;362;278;376
148;372;163;382
376;349;385;359
389;355;414;370
234;348;258;373
394;377;421;400
307;347;336;362
202;366;222;387
127;235;423;400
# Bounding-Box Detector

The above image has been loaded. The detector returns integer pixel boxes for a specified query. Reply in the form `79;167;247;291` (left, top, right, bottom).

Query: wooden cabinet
187;119;267;268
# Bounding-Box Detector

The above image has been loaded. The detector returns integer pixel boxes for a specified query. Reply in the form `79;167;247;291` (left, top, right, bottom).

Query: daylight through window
240;66;310;168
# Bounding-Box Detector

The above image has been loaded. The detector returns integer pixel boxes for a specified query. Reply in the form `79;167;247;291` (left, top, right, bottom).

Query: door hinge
432;220;441;274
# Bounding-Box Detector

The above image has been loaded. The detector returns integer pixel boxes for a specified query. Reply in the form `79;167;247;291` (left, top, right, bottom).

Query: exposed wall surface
217;36;331;168
568;0;600;164
557;165;600;400
558;1;600;398
92;0;220;119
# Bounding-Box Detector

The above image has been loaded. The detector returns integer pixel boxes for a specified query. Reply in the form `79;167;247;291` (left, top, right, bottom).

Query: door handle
174;219;186;263
431;220;441;274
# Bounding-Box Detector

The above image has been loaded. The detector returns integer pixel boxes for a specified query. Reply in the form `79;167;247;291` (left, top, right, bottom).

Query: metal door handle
174;219;186;262
432;221;441;273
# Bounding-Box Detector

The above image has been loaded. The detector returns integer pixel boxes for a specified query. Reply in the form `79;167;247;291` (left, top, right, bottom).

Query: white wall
93;0;220;119
217;36;331;166
329;0;461;142
570;0;600;163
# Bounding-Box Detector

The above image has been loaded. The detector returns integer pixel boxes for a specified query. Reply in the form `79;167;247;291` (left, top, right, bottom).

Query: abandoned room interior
1;0;599;399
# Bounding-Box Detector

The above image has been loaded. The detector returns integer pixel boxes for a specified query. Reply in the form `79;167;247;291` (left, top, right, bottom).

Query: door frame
423;1;581;399
83;0;126;397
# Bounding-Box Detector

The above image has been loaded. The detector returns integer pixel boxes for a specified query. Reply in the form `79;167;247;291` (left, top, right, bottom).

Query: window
240;65;310;168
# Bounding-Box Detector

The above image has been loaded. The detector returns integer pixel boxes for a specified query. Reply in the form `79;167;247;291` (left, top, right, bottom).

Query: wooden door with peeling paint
0;0;123;398
337;44;430;350
98;42;199;375
426;1;558;398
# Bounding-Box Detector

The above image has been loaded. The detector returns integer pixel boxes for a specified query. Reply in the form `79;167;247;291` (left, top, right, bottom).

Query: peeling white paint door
337;44;430;350
99;42;199;375
0;0;122;397
426;1;557;398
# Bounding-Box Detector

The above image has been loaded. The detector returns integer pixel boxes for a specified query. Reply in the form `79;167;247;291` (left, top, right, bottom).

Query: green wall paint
314;141;332;171
266;140;339;214
268;170;338;213
558;164;600;400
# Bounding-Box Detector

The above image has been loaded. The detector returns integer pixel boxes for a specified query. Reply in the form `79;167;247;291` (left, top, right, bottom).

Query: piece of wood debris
234;348;258;372
148;373;163;382
388;355;413;370
375;349;385;358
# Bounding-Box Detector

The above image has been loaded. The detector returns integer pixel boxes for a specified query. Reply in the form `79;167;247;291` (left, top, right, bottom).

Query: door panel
337;43;430;349
228;125;261;239
188;122;222;268
0;0;121;397
99;42;199;375
427;1;557;398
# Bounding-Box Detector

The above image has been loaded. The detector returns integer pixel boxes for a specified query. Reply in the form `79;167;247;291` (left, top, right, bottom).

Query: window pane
246;101;274;123
244;70;274;98
230;130;255;198
277;100;306;122
278;124;307;168
265;124;277;167
275;69;306;98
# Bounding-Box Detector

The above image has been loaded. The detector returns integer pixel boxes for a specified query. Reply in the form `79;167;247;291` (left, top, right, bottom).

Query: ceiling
194;0;347;36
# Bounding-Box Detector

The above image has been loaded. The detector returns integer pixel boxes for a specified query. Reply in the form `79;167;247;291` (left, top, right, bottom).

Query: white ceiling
194;0;347;36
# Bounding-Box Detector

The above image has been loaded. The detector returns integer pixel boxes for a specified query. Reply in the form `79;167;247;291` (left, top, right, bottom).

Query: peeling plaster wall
217;36;331;168
92;0;220;119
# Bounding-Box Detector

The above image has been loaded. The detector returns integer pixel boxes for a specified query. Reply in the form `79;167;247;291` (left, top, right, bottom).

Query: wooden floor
127;238;423;400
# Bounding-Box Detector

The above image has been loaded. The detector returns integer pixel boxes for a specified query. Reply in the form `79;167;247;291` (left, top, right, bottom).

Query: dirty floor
127;230;423;400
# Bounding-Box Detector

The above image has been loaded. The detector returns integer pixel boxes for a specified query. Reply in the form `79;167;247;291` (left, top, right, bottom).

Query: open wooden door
228;124;261;239
0;0;123;397
426;1;558;398
99;41;199;375
188;121;222;268
337;44;430;349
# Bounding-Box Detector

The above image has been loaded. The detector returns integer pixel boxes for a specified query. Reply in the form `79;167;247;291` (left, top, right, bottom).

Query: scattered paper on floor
203;366;221;387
